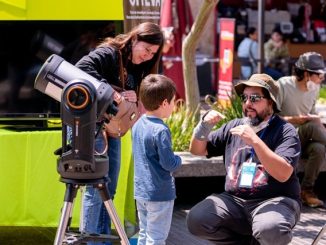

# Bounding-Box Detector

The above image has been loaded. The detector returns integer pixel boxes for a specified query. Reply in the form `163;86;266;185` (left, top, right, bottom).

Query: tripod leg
97;183;130;245
312;224;326;245
54;183;79;245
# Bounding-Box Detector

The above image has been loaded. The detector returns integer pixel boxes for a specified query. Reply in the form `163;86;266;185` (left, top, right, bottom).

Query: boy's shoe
301;189;324;208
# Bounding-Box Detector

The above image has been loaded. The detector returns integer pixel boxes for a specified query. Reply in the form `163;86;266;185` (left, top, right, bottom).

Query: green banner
0;129;135;227
0;0;124;20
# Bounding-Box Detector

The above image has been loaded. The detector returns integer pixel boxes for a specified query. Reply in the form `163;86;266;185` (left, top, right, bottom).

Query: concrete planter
174;152;225;178
173;151;326;178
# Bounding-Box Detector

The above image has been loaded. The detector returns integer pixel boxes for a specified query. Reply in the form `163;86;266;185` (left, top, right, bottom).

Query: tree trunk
182;0;219;114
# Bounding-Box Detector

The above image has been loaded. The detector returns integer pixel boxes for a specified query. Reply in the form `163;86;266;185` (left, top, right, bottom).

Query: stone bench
173;151;326;178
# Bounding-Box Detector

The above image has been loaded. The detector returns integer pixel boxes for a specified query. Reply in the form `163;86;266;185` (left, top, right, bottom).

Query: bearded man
186;73;301;245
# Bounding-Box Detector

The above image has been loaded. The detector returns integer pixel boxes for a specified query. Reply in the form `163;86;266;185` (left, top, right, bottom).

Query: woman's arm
75;46;117;83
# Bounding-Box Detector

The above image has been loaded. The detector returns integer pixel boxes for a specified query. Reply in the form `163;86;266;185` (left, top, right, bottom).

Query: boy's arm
157;129;182;172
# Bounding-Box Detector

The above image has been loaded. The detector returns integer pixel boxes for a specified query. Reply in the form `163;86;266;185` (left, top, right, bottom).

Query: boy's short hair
139;74;176;111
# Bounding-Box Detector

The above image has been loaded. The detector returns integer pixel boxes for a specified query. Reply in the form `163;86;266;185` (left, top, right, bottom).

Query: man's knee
252;219;292;245
186;205;208;235
309;142;326;155
186;199;221;236
306;142;326;164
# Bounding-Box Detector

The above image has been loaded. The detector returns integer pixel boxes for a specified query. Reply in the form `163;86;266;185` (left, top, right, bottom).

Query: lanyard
249;114;274;160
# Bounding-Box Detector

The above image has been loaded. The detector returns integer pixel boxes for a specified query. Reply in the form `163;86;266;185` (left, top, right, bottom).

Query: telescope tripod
312;223;326;245
54;178;130;245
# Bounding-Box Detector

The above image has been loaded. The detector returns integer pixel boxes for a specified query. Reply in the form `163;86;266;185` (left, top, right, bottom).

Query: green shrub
320;85;326;98
318;85;326;104
165;101;199;152
166;92;242;152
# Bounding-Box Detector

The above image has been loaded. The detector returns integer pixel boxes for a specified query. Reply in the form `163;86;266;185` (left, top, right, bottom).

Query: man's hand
193;110;225;141
230;124;258;146
203;110;226;125
284;115;314;125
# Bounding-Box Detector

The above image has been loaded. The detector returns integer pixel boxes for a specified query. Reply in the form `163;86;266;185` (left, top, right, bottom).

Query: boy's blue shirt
132;114;182;201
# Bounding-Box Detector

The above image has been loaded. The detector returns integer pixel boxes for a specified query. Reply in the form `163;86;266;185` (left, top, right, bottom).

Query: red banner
217;18;235;102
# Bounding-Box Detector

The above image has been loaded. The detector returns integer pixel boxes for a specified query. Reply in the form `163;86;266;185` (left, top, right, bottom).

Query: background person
237;27;258;80
186;73;301;244
75;22;164;244
132;74;182;245
277;51;326;208
264;27;289;80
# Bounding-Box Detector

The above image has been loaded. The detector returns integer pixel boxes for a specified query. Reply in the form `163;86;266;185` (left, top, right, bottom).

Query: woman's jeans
136;199;174;245
81;133;121;245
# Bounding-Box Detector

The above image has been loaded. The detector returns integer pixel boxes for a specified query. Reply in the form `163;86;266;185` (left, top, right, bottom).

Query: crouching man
187;74;301;245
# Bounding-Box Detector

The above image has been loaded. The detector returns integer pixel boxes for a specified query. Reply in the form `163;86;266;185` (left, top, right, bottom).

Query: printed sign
123;0;162;31
218;18;235;102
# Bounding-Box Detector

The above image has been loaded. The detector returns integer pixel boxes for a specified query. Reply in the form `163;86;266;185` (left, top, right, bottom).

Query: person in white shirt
277;52;326;208
237;27;258;80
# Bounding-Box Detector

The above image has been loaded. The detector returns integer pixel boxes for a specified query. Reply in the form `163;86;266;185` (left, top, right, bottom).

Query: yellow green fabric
0;0;124;20
0;129;135;227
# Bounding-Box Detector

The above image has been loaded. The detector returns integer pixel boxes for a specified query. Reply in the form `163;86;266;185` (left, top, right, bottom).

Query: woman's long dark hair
99;22;164;75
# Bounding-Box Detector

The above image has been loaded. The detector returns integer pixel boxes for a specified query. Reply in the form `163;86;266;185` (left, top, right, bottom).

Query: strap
118;50;125;90
117;48;140;95
248;40;256;65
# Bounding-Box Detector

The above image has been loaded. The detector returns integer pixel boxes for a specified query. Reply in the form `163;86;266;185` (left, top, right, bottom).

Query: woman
75;22;164;243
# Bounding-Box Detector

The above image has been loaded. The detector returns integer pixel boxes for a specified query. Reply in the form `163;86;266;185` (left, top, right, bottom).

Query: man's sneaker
301;189;324;208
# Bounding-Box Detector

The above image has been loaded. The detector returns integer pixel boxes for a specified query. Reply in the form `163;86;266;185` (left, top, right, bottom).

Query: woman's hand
121;90;137;102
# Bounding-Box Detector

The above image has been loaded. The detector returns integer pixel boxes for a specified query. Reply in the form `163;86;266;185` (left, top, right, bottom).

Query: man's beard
244;107;271;126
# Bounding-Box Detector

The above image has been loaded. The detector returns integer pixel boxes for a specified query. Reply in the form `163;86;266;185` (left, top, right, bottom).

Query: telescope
34;54;130;245
34;54;117;179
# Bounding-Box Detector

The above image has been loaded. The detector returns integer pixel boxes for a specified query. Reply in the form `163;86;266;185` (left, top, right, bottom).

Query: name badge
239;161;256;188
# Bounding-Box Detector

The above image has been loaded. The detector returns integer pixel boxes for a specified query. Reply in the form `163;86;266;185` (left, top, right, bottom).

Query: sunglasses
240;94;266;103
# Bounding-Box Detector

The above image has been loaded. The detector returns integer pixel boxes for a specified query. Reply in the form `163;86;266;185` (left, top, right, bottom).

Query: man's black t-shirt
206;115;301;202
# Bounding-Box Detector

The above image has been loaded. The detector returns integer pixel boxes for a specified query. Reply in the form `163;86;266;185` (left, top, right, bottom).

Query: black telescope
34;54;117;180
34;54;130;245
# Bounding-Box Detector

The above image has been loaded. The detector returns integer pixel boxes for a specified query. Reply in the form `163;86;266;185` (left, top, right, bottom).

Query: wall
288;43;326;58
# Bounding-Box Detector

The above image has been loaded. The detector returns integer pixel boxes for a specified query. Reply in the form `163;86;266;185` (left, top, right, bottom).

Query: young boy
132;74;182;245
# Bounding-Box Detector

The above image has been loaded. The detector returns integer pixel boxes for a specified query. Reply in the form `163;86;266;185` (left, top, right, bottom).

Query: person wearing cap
277;51;326;208
186;73;301;244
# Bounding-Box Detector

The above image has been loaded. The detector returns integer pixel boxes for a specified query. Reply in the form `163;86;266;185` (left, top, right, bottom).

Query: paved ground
1;205;326;244
166;205;326;245
1;175;326;244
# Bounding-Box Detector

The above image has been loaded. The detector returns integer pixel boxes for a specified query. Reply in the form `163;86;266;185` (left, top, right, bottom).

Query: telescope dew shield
34;54;115;118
